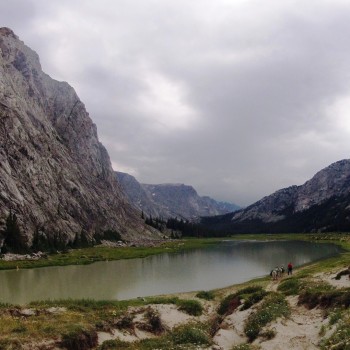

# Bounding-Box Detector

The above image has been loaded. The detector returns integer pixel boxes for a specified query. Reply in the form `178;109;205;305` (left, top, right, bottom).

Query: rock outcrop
116;171;240;220
0;27;157;244
202;159;350;233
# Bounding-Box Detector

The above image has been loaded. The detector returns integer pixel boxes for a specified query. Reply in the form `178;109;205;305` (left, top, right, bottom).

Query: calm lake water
0;240;341;304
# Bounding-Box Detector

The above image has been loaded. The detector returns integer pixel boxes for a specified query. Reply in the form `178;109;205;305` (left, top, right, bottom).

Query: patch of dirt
253;295;327;350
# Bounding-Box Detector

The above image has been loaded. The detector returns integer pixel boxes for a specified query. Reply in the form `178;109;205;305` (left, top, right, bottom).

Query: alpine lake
0;240;342;305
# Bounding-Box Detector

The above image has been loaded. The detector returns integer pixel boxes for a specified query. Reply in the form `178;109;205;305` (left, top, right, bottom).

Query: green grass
176;299;203;316
0;238;226;270
195;290;215;300
244;292;290;341
320;312;350;350
218;285;266;315
277;277;304;295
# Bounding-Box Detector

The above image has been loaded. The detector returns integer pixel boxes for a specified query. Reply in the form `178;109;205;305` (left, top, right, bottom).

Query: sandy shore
95;268;349;349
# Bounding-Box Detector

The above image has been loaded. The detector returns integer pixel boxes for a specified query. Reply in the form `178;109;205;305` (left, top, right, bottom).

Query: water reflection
0;240;340;304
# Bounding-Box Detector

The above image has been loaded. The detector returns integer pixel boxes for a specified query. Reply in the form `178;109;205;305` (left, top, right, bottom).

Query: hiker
287;262;293;275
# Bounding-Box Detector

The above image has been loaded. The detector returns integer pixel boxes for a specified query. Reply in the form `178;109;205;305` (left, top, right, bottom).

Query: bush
140;308;166;335
231;344;260;350
277;277;302;295
218;285;266;315
244;293;290;342
177;299;203;316
217;294;241;315
99;339;131;349
61;327;98;350
116;314;134;329
0;339;23;350
171;323;211;346
241;290;268;310
196;290;215;300
321;315;350;350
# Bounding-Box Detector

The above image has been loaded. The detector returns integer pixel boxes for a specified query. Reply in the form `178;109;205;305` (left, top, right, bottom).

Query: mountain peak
116;172;240;220
0;27;18;39
0;29;157;244
204;158;350;233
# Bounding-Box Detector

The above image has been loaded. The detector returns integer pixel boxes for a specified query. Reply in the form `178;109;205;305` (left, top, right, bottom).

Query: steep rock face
0;28;156;242
203;159;350;233
116;171;240;220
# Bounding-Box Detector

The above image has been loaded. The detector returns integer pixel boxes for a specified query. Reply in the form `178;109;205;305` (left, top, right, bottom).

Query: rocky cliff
0;27;157;244
202;159;350;233
116;171;240;220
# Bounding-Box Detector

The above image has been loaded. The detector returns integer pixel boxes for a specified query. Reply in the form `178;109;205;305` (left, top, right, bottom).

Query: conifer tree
3;210;27;253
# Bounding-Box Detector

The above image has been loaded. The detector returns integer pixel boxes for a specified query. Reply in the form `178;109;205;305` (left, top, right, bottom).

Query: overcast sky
2;0;350;206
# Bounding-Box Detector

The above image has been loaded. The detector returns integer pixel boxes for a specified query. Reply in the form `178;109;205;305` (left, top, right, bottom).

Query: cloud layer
2;0;350;205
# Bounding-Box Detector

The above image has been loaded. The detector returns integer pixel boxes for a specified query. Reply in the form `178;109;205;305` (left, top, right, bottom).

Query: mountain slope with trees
201;159;350;233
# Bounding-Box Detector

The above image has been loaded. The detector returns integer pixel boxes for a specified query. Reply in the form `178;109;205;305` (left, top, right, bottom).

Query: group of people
270;262;293;280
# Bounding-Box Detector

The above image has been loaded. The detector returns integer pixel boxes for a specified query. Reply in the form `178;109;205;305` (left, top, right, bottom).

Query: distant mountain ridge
202;159;350;233
116;172;240;220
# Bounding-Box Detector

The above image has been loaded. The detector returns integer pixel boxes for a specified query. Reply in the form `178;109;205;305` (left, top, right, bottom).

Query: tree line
0;211;124;254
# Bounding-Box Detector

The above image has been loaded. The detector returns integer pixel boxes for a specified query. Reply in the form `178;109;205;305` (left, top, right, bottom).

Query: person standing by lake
287;262;293;275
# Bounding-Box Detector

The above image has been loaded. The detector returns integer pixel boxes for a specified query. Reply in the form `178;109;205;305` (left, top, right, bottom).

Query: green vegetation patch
231;344;261;350
293;278;350;310
60;325;98;350
112;321;212;350
176;299;203;316
195;290;215;300
218;285;267;315
99;339;132;349
277;277;304;295
321;313;350;350
244;292;290;342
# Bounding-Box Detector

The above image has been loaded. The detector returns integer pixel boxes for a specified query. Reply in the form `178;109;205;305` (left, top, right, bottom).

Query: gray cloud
2;0;350;205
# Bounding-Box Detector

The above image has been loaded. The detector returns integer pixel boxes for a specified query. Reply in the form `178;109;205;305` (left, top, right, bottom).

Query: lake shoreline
0;233;348;349
0;233;342;271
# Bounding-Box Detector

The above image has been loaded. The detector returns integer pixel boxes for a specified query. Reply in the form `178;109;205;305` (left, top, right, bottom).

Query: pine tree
3;210;27;253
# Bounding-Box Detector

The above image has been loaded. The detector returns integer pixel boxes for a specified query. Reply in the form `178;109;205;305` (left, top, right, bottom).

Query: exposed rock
116;171;240;220
231;159;350;222
203;159;350;233
0;27;158;244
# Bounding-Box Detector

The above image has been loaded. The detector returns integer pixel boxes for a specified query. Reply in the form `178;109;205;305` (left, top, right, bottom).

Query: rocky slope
0;27;157;244
202;159;350;233
116;171;239;220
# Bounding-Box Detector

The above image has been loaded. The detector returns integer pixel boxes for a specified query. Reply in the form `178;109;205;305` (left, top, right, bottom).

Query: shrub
241;290;268;310
218;285;266;315
99;339;132;349
0;339;23;350
298;284;350;310
236;286;264;295
259;328;276;340
244;292;290;342
217;294;241;315
335;269;350;280
209;315;224;337
277;277;302;295
298;281;336;309
231;344;260;350
196;290;215;300
116;314;134;329
61;327;98;350
321;315;350;350
139;308;166;335
171;323;211;346
177;299;203;316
